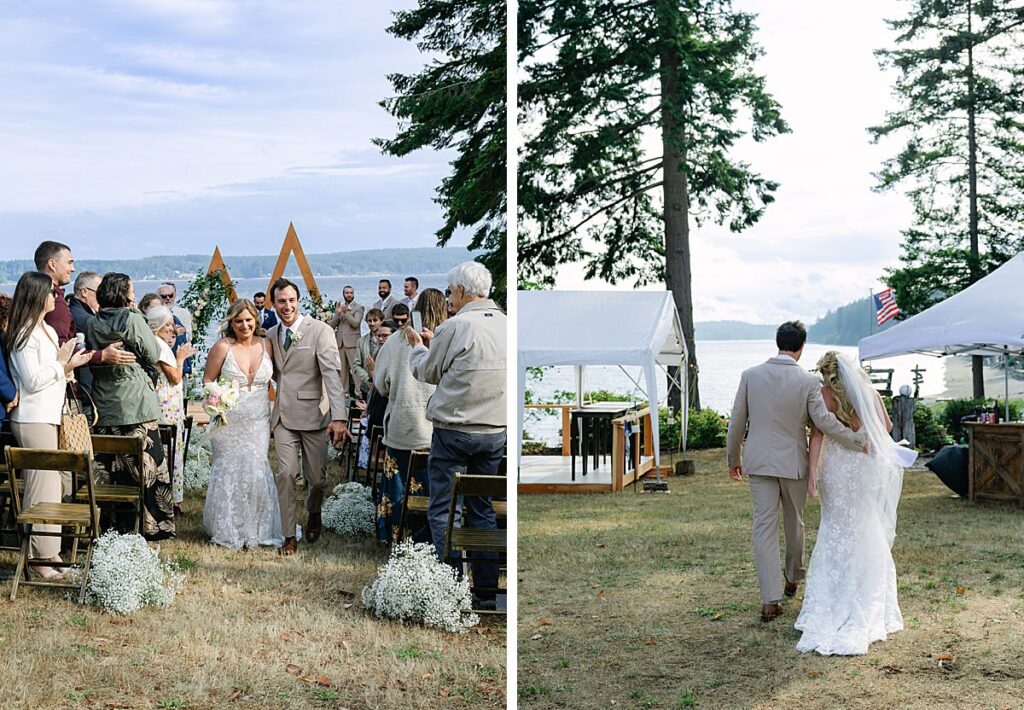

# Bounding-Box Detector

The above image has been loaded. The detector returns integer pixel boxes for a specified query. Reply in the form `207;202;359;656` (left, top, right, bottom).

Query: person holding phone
370;288;449;544
5;271;93;580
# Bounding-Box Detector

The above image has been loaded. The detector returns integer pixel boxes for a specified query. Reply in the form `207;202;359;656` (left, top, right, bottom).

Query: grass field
518;449;1024;709
0;455;506;710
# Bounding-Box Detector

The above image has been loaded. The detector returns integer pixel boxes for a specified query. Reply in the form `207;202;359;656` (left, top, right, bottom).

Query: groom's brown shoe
280;537;297;556
784;580;798;597
760;602;783;623
306;511;322;543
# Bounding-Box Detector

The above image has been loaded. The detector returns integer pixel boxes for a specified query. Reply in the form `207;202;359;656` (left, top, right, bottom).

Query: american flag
874;288;900;326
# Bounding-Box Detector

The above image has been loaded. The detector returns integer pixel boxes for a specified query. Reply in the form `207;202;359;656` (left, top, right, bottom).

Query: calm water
524;340;947;446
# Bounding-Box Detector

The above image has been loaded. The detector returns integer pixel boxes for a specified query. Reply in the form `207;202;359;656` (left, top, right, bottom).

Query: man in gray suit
267;278;350;556
726;321;865;623
329;285;364;395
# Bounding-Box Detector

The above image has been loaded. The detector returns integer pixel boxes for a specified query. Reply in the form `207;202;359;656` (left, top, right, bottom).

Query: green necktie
284;329;293;351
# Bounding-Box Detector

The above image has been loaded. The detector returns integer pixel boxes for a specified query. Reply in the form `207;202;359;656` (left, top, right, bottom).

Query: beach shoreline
925;355;1024;403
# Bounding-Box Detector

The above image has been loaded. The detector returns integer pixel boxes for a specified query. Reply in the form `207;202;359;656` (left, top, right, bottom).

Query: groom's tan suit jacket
268;316;348;431
726;356;864;479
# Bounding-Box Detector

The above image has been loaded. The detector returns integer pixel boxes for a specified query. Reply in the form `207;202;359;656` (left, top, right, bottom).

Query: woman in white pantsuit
5;271;92;580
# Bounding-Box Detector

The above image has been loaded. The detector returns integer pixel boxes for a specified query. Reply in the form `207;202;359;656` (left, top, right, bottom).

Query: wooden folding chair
367;425;385;498
443;473;507;614
180;415;194;468
0;426;23;552
5;447;100;602
342;404;364;481
77;434;146;533
157;423;178;498
397;449;431;540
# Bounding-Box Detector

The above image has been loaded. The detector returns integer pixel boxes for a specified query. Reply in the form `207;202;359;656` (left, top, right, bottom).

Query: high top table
570;402;636;481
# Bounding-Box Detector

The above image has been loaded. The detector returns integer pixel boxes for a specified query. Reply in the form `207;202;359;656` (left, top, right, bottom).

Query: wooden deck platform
517;455;656;494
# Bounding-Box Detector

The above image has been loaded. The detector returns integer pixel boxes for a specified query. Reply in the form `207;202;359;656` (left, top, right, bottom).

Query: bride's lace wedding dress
795;355;913;656
794;437;904;655
203;349;284;550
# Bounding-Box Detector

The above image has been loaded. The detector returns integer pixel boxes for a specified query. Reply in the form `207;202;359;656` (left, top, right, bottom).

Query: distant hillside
695;299;900;344
808;296;897;345
695;321;778;340
0;247;476;283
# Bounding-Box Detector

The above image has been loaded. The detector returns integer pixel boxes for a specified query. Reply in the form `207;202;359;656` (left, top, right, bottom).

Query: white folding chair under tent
859;252;1024;419
517;290;689;473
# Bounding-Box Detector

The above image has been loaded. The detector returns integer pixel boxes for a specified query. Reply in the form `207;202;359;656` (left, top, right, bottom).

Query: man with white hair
407;261;506;609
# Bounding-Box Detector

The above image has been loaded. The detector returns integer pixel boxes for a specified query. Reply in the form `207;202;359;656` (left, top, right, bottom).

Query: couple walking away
727;321;916;656
202;278;348;554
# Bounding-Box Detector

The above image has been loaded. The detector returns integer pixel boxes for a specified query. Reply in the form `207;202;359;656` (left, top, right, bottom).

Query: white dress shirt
279;314;305;348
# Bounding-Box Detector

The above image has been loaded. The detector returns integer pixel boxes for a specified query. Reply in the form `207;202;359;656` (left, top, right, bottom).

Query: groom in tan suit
267;278;350;556
726;321;865;622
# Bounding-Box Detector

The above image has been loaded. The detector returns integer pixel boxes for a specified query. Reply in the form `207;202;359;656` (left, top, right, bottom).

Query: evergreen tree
519;0;788;411
870;0;1024;397
376;0;507;306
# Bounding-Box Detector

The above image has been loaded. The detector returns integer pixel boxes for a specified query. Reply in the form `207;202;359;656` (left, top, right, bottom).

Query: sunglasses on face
160;294;174;300
393;316;409;325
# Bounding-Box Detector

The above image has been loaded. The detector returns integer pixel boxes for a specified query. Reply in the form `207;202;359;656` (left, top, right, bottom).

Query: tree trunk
966;1;985;399
659;3;699;414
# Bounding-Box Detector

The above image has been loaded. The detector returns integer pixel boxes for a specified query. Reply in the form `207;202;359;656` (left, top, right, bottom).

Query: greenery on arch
179;269;234;356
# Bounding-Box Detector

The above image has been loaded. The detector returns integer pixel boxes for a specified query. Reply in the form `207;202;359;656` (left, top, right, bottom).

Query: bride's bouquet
203;377;240;428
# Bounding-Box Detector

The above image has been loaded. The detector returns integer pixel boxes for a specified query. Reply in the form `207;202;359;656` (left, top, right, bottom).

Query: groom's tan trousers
749;473;807;604
273;424;328;538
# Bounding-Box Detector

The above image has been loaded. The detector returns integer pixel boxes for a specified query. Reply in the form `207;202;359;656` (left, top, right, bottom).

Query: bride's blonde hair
817;351;857;428
219;298;265;340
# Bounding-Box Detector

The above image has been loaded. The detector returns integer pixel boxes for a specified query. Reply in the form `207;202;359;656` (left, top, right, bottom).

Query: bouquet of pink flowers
203;377;240;429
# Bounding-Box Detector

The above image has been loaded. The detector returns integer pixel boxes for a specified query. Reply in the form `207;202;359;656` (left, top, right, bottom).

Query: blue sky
0;0;456;260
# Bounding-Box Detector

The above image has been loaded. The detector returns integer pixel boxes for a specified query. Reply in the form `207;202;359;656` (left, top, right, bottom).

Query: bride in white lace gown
795;352;916;655
201;301;284;551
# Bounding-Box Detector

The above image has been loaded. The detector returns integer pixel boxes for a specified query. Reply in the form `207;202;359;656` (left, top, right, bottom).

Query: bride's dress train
794;437;903;655
203;350;284;550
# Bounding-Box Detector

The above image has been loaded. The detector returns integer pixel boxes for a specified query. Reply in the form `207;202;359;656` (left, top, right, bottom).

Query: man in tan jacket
329;285;364;395
408;261;506;609
726;321;865;623
267;278;350;556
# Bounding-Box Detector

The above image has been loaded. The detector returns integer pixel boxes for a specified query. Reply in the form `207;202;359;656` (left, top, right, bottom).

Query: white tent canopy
859;252;1024;415
517;290;688;469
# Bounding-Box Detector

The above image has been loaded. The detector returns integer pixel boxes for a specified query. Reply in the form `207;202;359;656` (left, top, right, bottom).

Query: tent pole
1005;347;1010;421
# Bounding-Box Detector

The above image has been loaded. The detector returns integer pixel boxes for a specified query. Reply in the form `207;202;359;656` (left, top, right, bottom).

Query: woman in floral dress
372;289;448;543
146;305;194;508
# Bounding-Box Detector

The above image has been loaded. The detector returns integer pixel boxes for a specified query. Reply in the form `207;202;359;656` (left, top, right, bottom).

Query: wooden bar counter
966;423;1024;507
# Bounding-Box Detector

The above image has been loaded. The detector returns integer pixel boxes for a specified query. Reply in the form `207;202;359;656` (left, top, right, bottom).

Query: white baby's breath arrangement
80;531;185;614
322;482;375;537
362;541;479;633
183;427;212;490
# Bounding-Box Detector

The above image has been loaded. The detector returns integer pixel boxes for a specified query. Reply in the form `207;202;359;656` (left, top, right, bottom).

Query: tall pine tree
871;0;1024;398
519;0;788;411
376;0;507;306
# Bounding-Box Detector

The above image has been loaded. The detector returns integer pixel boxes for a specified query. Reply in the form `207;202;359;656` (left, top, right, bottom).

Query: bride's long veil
836;355;917;548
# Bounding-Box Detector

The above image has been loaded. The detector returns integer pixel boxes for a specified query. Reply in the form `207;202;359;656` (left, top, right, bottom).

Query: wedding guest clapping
407;263;506;608
86;273;175;540
5;271;93;580
146;305;196;510
352;308;384;401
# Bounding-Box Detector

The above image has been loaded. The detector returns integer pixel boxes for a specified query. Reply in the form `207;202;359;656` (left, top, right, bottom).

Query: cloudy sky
0;0;455;261
553;0;917;325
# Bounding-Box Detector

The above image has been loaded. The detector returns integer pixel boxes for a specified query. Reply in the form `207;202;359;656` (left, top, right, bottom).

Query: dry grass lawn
518;449;1024;709
0;454;506;710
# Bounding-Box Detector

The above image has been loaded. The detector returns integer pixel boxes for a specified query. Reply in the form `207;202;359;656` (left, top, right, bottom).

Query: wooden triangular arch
267;222;321;301
207;246;238;302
